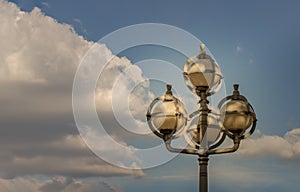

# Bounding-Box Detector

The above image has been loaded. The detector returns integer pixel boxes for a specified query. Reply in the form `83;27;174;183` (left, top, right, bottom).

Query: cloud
238;128;300;159
210;162;287;191
0;0;148;182
0;1;91;83
73;18;88;36
0;177;122;192
236;45;242;53
0;134;143;179
248;58;254;64
41;2;50;8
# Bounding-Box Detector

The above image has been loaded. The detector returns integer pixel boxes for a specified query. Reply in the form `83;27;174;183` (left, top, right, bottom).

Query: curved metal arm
165;133;242;156
207;137;240;155
164;139;200;155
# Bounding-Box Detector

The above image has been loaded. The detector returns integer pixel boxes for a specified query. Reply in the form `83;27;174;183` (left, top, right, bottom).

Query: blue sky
2;0;300;192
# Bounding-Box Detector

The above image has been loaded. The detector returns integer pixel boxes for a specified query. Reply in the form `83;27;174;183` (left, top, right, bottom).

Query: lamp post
146;44;257;192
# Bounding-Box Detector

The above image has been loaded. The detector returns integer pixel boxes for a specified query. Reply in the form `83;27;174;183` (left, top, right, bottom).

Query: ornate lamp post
146;44;257;192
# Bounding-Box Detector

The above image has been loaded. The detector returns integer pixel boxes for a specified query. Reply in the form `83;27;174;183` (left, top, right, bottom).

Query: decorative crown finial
233;84;239;91
166;84;173;95
233;84;240;98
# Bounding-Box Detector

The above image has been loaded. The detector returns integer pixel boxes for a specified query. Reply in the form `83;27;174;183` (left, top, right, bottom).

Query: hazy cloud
0;177;122;192
41;2;50;8
0;134;143;179
238;128;300;159
248;58;254;64
236;45;242;53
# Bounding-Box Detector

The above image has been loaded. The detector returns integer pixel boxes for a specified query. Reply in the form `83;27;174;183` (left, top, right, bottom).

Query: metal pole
198;156;209;192
197;86;209;150
197;87;209;192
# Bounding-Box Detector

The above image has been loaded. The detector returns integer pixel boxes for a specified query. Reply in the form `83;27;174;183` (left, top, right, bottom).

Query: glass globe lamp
220;85;256;135
184;44;222;95
184;112;222;148
147;85;188;137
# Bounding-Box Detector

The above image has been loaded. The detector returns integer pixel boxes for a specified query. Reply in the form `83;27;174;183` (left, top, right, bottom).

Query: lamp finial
200;44;206;54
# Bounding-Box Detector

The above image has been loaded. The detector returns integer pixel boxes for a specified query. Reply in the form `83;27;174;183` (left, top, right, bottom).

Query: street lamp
146;44;257;192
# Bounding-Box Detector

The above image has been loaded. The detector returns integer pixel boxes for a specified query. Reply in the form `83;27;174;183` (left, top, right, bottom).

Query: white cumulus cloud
238;128;300;159
0;0;149;183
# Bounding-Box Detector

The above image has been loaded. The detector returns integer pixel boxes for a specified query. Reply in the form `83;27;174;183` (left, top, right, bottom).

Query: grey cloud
0;134;143;179
0;177;122;192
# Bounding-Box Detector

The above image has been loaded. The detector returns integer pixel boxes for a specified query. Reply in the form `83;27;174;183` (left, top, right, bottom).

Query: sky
1;0;300;191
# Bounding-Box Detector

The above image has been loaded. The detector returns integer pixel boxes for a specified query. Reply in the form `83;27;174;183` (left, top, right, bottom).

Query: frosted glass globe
221;100;253;134
187;58;222;88
151;100;187;135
